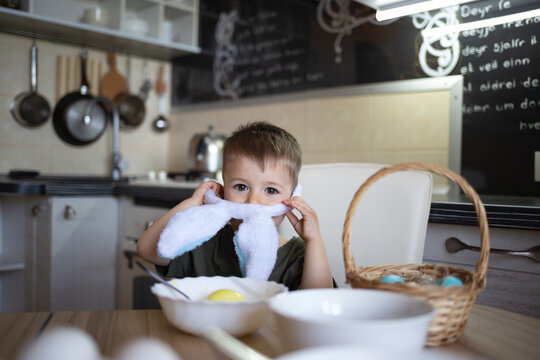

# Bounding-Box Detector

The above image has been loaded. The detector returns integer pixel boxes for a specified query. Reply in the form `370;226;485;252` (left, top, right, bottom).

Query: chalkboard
172;0;540;197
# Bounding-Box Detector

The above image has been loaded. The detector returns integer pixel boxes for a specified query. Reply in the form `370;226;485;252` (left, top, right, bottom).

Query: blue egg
379;275;404;284
436;276;463;287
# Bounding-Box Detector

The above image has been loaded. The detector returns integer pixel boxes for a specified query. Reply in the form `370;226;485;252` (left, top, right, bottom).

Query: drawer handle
64;205;77;220
445;237;540;263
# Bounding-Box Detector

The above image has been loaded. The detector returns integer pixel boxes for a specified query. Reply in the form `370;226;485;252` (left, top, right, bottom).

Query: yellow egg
207;289;245;302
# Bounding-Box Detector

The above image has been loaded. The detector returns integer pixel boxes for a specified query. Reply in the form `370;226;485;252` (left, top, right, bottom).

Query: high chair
279;163;433;288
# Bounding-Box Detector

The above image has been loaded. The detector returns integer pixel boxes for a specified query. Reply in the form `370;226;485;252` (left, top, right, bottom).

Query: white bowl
269;289;435;353
151;276;288;336
276;345;467;360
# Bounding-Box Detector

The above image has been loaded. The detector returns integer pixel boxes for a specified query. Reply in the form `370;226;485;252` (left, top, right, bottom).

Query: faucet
83;96;127;181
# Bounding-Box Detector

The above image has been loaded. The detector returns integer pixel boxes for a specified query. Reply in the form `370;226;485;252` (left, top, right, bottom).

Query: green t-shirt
155;223;305;290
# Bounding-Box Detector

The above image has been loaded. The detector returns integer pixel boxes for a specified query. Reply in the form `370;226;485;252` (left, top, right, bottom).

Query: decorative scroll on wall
172;0;539;196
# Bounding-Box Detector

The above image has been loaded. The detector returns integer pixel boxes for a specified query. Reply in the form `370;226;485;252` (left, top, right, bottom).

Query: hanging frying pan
53;50;107;146
10;42;51;127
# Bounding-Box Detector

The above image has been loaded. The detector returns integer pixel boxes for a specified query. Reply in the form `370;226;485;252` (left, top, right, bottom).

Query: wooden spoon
100;51;127;100
154;65;166;95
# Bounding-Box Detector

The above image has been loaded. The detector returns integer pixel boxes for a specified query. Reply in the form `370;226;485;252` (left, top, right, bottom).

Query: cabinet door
49;196;118;311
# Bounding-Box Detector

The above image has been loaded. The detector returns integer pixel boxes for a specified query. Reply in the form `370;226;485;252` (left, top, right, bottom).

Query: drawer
424;260;540;318
424;223;539;274
122;205;168;240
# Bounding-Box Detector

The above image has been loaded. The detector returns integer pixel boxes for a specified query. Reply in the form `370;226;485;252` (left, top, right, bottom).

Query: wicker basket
342;162;490;346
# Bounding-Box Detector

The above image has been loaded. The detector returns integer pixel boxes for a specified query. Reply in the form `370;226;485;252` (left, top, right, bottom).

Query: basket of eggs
342;162;490;346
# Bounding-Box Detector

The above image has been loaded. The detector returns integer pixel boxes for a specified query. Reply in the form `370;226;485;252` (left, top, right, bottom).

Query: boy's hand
189;181;223;207
283;196;322;243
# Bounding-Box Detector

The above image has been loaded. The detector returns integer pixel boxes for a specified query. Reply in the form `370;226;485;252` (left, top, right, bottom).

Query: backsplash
168;91;451;188
1;32;449;187
0;32;171;177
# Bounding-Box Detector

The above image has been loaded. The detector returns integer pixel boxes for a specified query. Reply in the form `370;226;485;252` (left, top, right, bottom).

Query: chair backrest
279;163;432;288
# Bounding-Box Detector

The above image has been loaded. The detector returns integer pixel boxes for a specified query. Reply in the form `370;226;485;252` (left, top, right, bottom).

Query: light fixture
421;8;540;38
374;0;476;21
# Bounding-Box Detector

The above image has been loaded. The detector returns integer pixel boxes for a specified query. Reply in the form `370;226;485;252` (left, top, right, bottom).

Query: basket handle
342;162;490;287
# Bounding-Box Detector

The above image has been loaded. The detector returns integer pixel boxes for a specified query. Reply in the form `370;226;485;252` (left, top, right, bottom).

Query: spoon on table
135;260;191;300
445;237;540;262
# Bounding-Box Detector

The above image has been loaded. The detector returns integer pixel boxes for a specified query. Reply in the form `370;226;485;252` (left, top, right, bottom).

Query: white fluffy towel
157;185;301;280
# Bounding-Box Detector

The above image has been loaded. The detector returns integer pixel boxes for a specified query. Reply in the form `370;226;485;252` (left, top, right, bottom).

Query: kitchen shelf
0;0;200;60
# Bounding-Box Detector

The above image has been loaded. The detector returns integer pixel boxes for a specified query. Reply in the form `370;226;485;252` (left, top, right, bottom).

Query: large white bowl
269;289;435;353
275;345;469;360
151;276;288;336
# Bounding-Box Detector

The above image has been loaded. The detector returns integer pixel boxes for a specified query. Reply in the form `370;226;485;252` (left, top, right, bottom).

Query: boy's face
223;155;294;227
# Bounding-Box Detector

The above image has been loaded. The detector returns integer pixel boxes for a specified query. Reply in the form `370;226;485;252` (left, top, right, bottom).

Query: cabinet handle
124;250;139;268
31;204;44;216
445;237;540;262
145;221;154;229
64;205;77;220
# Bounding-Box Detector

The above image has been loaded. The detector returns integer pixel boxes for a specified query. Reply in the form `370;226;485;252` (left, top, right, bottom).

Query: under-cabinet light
375;0;475;21
421;8;540;38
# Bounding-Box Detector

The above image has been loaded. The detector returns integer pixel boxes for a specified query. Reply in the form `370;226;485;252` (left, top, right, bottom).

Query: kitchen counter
1;174;539;229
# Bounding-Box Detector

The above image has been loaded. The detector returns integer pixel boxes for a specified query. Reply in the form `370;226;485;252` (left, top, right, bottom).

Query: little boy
137;122;333;290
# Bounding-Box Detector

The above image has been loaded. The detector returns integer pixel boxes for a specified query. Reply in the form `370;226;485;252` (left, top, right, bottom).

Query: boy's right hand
189;181;223;207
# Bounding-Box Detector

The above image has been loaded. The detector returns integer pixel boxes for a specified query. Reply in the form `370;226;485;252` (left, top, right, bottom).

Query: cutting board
99;51;127;100
55;54;104;101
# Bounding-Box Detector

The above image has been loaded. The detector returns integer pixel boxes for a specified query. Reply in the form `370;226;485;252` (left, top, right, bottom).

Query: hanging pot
10;42;51;127
114;56;146;128
53;50;107;146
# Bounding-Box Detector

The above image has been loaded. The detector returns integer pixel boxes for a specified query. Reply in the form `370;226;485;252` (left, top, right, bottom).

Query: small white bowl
151;276;288;336
269;289;435;353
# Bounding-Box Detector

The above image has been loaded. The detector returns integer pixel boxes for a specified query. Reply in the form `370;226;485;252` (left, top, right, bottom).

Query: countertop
1;174;539;230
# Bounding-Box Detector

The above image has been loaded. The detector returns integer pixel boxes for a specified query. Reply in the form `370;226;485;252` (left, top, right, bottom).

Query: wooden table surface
1;305;539;360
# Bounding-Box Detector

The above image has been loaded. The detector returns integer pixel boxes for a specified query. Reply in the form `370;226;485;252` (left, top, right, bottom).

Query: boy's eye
266;187;279;195
234;184;248;191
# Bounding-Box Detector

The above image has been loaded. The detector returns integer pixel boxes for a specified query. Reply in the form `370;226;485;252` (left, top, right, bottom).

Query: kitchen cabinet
36;196;118;311
0;0;200;59
423;223;540;318
116;199;168;309
11;196;119;312
0;197;28;312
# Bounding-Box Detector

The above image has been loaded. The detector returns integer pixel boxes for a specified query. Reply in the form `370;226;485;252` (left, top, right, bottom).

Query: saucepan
114;56;146;128
52;49;107;145
10;42;51;127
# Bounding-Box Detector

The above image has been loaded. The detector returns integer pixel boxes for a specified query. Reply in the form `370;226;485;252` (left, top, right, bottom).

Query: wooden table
1;305;539;360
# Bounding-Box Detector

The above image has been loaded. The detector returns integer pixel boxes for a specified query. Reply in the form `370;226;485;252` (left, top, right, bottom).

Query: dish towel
157;185;301;280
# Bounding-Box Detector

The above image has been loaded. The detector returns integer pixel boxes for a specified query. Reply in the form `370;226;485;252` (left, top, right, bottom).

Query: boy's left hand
283;197;322;243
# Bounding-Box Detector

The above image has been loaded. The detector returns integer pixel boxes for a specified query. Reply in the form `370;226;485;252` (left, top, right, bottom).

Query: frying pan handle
80;49;89;95
30;43;37;93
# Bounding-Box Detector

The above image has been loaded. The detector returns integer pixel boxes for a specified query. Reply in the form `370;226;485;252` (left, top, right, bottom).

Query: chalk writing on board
213;10;240;99
412;7;461;77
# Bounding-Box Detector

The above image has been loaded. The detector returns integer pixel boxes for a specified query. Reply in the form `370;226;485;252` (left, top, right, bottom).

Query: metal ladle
135;260;191;300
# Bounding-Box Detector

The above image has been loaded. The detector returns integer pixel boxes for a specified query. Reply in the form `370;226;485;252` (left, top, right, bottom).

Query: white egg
18;326;101;360
115;338;180;360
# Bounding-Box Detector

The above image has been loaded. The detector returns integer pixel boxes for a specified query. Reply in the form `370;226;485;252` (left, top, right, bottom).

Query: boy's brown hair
222;122;302;187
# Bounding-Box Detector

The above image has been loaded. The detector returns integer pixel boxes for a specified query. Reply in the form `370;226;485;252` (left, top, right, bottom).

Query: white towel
158;185;301;280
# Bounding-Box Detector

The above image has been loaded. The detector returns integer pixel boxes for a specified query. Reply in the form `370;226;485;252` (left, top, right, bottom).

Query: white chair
279;163;433;288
